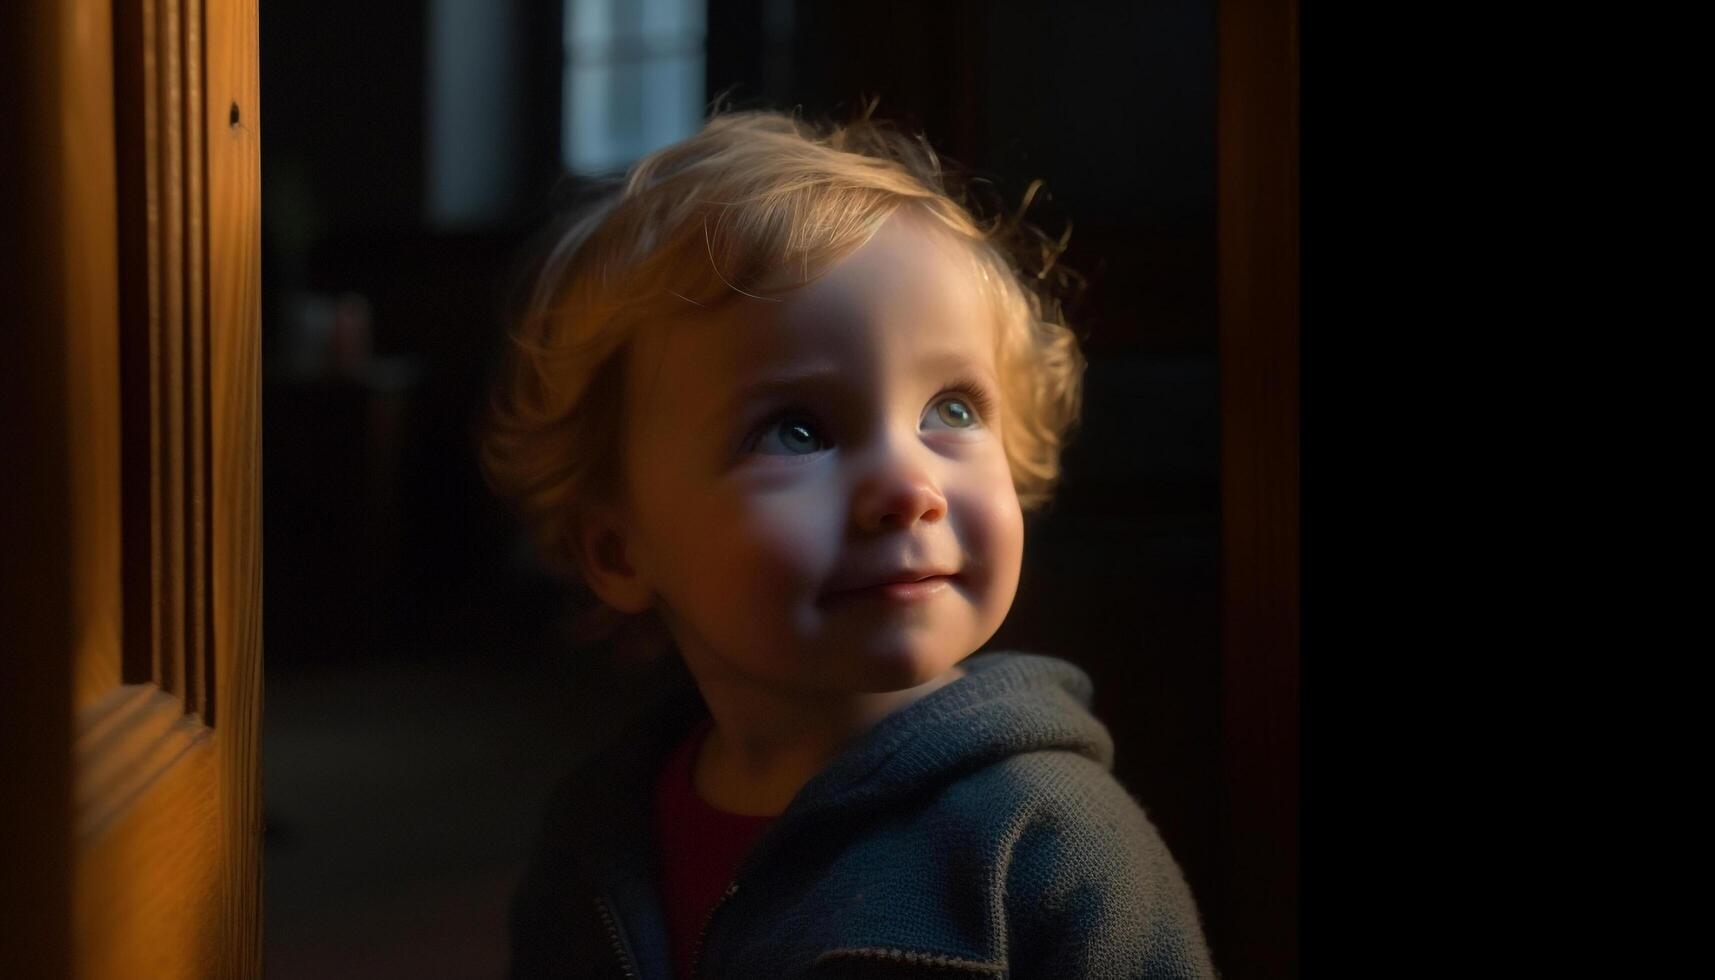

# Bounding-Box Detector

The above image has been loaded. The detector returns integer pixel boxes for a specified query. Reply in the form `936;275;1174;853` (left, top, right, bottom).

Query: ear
570;505;654;615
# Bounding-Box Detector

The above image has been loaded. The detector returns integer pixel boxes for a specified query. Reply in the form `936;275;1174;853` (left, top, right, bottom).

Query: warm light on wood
64;0;125;719
16;0;269;972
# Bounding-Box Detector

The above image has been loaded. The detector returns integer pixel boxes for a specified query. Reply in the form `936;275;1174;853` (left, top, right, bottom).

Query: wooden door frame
1;0;263;975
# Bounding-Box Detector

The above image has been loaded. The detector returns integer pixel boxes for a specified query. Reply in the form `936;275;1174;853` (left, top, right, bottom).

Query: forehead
627;213;999;427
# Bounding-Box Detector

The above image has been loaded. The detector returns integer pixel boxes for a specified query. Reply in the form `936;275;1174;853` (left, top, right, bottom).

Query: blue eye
923;391;986;431
752;416;827;456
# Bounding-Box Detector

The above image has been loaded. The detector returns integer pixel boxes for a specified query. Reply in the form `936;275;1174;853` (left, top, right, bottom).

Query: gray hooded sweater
508;651;1217;979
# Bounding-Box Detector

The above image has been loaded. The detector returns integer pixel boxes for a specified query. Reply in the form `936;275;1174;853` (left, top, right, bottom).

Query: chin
843;638;968;693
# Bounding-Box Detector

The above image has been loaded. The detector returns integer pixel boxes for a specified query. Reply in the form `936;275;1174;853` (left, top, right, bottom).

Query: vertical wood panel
63;0;125;714
205;0;265;964
184;0;212;720
1217;0;1300;976
6;0;260;971
159;0;189;700
66;0;262;972
120;0;222;717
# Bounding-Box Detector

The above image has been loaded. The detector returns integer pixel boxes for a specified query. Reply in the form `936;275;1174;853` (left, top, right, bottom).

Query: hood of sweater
559;650;1114;892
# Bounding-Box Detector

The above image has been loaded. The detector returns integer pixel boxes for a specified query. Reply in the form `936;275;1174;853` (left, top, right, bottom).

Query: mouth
827;573;958;604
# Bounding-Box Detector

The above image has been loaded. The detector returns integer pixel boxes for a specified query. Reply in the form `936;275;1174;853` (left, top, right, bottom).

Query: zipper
689;880;740;980
811;946;1005;974
593;895;642;980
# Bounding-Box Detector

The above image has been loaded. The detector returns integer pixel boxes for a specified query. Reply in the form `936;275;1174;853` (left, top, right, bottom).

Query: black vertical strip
0;12;76;970
518;0;566;217
115;0;158;687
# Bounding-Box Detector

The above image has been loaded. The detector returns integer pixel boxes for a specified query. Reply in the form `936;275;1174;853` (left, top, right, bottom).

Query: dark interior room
255;1;1295;976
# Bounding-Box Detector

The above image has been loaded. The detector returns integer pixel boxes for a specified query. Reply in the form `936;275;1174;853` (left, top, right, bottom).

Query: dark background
260;1;1233;976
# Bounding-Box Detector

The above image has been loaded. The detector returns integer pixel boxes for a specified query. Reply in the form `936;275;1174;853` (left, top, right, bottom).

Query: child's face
609;212;1024;696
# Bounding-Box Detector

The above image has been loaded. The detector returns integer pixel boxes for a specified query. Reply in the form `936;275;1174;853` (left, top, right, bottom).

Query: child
483;111;1216;979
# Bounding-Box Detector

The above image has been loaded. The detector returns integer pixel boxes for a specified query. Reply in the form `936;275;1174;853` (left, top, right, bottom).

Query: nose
851;440;948;532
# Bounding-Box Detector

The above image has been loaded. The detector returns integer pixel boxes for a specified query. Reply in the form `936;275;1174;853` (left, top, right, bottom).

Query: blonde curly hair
481;110;1084;589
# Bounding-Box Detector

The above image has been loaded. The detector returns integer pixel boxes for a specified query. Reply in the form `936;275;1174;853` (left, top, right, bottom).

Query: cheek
729;494;834;587
954;459;1025;607
651;480;840;603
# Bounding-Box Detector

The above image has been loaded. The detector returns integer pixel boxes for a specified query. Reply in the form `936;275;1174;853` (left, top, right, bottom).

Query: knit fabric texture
508;651;1218;979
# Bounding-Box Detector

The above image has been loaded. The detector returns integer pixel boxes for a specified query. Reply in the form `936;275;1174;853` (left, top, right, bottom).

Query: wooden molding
58;0;126;721
75;685;210;843
82;0;262;972
116;0;216;721
205;0;266;964
8;0;260;973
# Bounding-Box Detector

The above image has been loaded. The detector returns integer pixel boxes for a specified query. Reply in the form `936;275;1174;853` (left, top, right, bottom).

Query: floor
262;645;657;979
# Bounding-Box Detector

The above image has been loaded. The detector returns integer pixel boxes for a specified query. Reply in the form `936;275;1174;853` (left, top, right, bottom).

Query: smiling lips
829;571;957;603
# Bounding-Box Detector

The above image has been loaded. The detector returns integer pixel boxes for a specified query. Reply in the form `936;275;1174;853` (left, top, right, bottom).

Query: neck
685;661;966;817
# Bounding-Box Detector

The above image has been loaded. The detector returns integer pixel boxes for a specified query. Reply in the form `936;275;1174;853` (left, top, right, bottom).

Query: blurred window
563;0;707;175
426;0;522;228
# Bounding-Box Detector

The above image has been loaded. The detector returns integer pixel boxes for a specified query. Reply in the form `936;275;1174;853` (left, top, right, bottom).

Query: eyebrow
710;365;847;430
912;348;995;382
